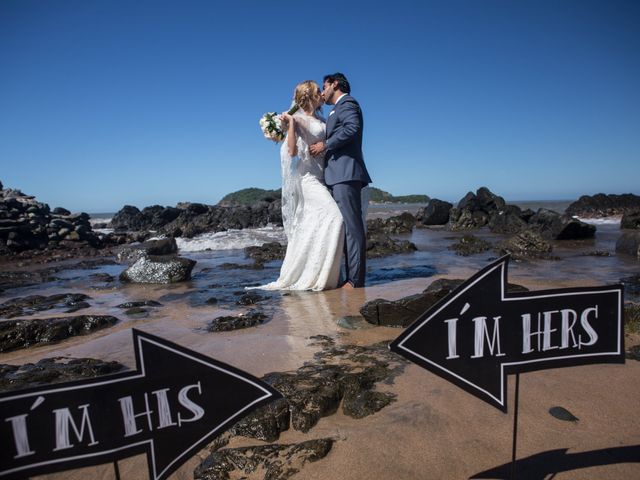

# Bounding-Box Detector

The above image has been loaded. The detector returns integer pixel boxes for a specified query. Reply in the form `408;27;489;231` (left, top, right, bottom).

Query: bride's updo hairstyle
294;80;321;113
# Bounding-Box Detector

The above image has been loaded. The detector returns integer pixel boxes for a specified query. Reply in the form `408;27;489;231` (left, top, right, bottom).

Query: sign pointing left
0;329;282;480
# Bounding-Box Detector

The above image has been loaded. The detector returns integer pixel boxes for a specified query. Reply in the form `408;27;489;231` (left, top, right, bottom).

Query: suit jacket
324;95;372;187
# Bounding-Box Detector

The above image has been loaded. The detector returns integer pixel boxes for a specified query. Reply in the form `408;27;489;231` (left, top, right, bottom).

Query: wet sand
2;224;639;479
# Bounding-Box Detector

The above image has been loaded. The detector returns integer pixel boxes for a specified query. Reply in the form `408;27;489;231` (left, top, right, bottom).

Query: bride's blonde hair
294;80;321;113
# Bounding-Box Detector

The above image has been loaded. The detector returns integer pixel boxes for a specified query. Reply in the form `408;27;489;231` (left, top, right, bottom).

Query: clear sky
1;0;638;213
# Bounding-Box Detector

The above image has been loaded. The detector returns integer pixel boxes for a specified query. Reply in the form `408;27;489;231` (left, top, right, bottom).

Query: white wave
574;216;621;226
89;217;112;226
176;225;287;252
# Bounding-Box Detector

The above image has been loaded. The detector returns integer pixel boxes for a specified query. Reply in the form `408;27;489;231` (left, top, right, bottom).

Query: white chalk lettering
152;388;177;429
579;306;599;348
52;404;98;451
177;382;205;426
4;396;45;459
560;309;578;349
118;394;154;437
542;310;559;351
471;316;505;358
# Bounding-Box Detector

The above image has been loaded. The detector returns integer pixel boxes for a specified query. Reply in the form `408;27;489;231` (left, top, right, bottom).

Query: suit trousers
330;181;366;287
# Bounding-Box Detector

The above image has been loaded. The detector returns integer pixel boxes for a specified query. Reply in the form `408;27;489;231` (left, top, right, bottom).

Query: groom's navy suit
324;95;372;288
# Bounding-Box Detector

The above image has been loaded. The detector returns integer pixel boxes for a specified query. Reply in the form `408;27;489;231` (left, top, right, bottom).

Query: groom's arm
325;101;361;152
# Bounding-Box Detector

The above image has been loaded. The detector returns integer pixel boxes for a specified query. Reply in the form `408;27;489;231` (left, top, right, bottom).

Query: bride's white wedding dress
252;111;344;291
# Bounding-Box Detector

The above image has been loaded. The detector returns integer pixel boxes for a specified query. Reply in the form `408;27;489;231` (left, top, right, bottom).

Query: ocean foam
574;216;622;226
176;225;286;252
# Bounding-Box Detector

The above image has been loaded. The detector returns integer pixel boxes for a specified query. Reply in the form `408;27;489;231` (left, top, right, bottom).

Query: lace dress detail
251;112;344;291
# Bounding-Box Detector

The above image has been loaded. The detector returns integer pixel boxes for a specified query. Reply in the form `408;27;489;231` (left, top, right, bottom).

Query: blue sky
1;0;638;212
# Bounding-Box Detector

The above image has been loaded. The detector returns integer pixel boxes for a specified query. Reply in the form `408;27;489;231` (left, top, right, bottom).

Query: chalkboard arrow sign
0;329;282;480
390;255;624;412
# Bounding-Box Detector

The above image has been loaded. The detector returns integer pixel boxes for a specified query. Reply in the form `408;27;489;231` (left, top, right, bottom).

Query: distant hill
218;186;429;206
368;187;429;204
218;188;281;206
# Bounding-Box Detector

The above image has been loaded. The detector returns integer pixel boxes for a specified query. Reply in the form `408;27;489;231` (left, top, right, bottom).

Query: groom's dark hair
323;73;351;94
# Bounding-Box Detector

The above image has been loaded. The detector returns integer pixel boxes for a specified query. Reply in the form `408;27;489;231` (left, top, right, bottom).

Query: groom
310;73;372;289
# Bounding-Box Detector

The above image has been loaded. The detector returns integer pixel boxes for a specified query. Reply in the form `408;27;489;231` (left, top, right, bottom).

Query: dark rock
119;255;196;283
116;237;178;264
417;199;452;226
194;438;334;480
448;187;506;231
207;309;268;332
0;357;125;392
218;262;264;270
245;242;286;263
583;250;611;257
230;398;290;441
205;297;218;305
488;207;528;234
261;337;405;432
124;307;149;316
448;235;492;256
361;278;529;327
566;193;640;218
65;301;91;313
366;233;417;258
627;345;640;361
0;315;119;352
52;207;71;216
615;232;640;258
555;218;596;240
0;293;92;319
111;199;283;237
624;303;640;334
116;300;162;308
235;291;265;306
497;230;554;260
621;210;640;230
367;212;415;235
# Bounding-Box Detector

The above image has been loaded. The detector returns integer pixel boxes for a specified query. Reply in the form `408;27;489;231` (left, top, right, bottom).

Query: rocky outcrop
110;199;283;237
115;237;178;264
360;278;529;327
366;233;417;258
616;232;640;258
361;279;463;327
0;315;119;352
416;199;452;226
445;187;595;240
448;187;507;231
0;293;91;319
448;235;492;256
0;183;102;254
497;230;555;260
119;255;196;283
195;439;334;480
367;212;416;234
0;357;124;392
528;209;595;240
207;309;268;332
566;193;640;218
245;242;286;263
621;210;640;230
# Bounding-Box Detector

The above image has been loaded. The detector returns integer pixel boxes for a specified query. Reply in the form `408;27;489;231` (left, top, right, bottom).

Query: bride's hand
281;112;294;128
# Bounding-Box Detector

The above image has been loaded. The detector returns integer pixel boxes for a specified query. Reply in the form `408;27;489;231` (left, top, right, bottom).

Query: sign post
0;329;282;480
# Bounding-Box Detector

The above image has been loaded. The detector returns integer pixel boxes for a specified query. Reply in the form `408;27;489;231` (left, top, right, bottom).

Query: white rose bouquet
259;104;299;143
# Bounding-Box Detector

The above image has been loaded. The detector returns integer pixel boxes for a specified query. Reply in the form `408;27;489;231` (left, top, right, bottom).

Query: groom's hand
310;142;325;156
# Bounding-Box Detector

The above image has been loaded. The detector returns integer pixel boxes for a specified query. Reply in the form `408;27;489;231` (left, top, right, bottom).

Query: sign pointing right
390;255;625;412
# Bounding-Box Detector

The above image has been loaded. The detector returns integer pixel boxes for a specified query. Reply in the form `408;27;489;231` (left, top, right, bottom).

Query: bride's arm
281;113;297;157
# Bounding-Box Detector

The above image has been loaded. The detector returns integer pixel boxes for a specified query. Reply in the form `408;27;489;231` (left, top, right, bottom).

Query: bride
252;80;344;291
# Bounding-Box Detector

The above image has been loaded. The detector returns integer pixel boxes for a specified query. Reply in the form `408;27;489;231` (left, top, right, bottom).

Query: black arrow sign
0;329;282;480
390;255;625;412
